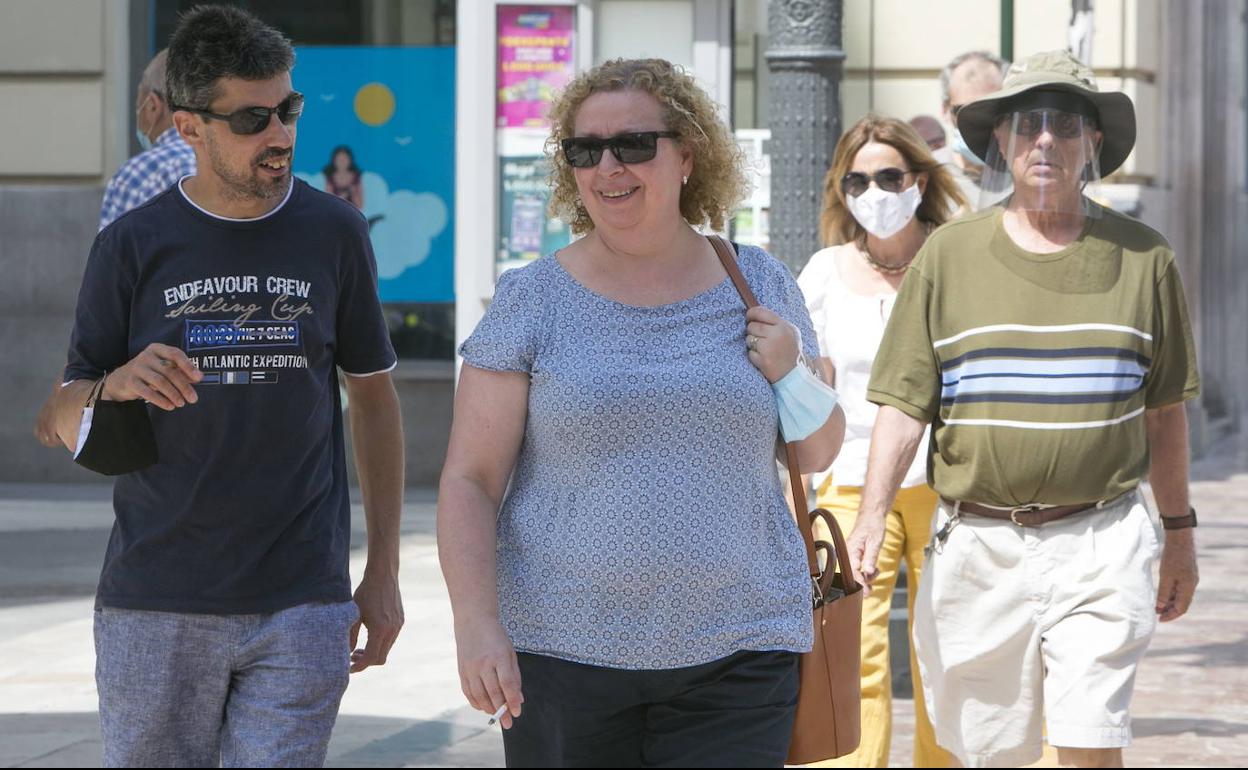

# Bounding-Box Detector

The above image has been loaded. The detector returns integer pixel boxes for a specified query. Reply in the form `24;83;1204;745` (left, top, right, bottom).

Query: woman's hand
745;306;801;383
455;615;524;729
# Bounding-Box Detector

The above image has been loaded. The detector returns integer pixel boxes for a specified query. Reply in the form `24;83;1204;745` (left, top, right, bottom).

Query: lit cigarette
487;704;508;726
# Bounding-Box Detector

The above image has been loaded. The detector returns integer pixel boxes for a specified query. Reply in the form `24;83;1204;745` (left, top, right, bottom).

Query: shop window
146;0;458;360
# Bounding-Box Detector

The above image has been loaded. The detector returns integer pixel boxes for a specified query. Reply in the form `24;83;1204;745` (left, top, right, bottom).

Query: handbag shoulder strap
707;235;820;579
711;235;761;308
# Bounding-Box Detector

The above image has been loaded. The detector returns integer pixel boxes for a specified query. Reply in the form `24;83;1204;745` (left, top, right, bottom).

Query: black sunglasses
840;167;913;197
562;131;680;168
1002;110;1087;139
173;92;304;136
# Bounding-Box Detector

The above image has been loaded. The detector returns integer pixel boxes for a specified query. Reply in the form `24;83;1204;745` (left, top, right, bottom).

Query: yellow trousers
805;481;952;768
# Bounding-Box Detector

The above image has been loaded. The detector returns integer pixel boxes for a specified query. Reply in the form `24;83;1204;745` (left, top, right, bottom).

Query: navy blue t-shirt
65;177;396;614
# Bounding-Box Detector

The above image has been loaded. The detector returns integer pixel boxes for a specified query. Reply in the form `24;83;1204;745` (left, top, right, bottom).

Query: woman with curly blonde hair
797;114;966;768
438;58;844;767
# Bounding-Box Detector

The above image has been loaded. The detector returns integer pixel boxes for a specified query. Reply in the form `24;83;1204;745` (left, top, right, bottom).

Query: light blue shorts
94;600;359;768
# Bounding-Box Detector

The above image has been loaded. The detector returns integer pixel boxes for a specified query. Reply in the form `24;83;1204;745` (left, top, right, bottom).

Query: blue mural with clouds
292;47;454;303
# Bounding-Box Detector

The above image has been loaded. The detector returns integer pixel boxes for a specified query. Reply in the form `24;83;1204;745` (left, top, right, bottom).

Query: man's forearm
349;384;404;574
858;405;927;520
53;379;97;452
1146;402;1191;519
1146;402;1198;623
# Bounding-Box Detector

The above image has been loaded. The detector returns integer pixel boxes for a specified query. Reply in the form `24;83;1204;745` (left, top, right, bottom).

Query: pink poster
496;5;576;128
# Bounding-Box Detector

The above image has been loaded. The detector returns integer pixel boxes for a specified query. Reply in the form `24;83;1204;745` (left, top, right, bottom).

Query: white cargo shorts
912;490;1162;768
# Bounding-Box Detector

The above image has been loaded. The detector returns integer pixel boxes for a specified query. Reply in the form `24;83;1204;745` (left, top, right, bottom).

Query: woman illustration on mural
323;145;366;210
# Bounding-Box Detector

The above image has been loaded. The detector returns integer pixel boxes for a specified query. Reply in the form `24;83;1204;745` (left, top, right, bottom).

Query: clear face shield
977;91;1105;218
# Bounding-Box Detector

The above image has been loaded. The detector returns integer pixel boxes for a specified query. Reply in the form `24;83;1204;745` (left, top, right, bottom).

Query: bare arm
437;364;529;727
53;343;203;452
53;380;97;451
344;371;405;671
1146;402;1198;622
793;404;847;473
846;405;928;587
34;371;66;448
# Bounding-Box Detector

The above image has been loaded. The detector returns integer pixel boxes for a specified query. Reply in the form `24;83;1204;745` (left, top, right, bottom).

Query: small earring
682;176;689;185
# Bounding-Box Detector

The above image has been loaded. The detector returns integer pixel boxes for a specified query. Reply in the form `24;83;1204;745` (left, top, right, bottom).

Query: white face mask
846;183;923;239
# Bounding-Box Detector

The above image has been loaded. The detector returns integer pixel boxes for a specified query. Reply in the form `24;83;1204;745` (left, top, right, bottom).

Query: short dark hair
166;4;294;110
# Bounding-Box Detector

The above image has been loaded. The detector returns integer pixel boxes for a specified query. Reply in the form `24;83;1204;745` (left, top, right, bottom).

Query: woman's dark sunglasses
562;131;680;168
172;92;305;135
840;167;912;197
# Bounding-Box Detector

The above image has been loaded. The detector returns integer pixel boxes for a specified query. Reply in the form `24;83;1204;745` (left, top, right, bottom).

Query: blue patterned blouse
459;244;820;670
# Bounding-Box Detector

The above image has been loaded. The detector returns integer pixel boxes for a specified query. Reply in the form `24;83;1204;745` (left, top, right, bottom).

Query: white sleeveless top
796;244;929;489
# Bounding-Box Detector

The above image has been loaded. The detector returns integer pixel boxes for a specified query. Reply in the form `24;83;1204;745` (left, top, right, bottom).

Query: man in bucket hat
846;50;1200;767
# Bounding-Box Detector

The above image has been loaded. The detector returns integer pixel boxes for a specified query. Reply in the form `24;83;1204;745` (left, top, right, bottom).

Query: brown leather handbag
708;235;864;764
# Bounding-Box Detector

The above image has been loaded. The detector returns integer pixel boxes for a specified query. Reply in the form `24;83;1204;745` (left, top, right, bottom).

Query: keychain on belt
924;506;961;558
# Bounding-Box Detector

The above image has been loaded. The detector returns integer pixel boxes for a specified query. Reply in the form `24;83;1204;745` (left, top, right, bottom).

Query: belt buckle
1009;504;1042;527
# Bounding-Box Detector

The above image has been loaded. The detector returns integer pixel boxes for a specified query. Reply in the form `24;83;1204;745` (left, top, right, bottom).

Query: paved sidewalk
1;428;1245;767
0;487;504;768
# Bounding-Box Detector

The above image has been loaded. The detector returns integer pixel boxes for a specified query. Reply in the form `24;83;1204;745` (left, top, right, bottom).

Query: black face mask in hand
73;375;159;476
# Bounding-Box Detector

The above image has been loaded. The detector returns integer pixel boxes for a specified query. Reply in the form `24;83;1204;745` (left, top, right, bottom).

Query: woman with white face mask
796;115;966;769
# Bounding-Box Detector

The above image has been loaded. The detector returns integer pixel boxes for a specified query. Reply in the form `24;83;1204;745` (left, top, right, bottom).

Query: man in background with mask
99;48;197;230
33;49;197;450
849;50;1200;767
938;50;1008;208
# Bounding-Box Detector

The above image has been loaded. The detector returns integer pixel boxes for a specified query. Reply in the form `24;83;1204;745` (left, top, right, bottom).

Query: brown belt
941;493;1129;527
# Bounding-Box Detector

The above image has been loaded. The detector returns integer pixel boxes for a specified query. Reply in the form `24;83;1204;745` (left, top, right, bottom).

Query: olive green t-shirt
867;205;1200;507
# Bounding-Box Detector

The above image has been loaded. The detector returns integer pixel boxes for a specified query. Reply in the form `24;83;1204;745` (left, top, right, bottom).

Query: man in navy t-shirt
53;7;405;767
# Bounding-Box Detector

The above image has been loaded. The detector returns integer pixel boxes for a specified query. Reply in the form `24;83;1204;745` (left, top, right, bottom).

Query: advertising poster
496;6;576;128
498;155;571;268
291;47;455;303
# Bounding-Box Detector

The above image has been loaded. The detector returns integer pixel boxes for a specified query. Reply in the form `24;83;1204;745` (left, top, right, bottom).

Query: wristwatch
1161;506;1198;530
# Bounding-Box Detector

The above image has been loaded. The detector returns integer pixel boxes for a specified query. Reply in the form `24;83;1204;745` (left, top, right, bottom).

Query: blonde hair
819;114;969;247
545;58;748;235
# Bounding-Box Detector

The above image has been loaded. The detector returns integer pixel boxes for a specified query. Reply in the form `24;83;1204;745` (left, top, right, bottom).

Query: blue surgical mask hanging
135;93;154;152
950;127;982;166
772;357;840;442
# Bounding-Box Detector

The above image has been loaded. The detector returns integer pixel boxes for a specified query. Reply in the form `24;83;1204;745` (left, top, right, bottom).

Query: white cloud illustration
297;170;449;280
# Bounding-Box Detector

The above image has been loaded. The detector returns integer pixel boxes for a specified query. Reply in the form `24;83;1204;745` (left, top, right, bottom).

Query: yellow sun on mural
354;82;395;126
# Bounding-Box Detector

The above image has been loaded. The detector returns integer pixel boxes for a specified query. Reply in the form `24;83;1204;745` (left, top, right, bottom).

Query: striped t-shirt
868;204;1199;507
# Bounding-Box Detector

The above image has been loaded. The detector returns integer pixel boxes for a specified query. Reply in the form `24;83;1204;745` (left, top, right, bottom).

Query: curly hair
819;114;968;247
545;58;748;235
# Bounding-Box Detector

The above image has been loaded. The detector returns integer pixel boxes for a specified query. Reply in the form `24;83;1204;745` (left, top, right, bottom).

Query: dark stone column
765;0;845;274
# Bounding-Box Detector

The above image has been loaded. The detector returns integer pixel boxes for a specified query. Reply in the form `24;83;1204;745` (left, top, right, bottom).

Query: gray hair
166;5;294;111
940;50;1008;106
139;50;169;96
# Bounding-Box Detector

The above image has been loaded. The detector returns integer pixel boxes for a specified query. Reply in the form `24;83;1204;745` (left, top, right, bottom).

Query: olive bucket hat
955;49;1136;175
